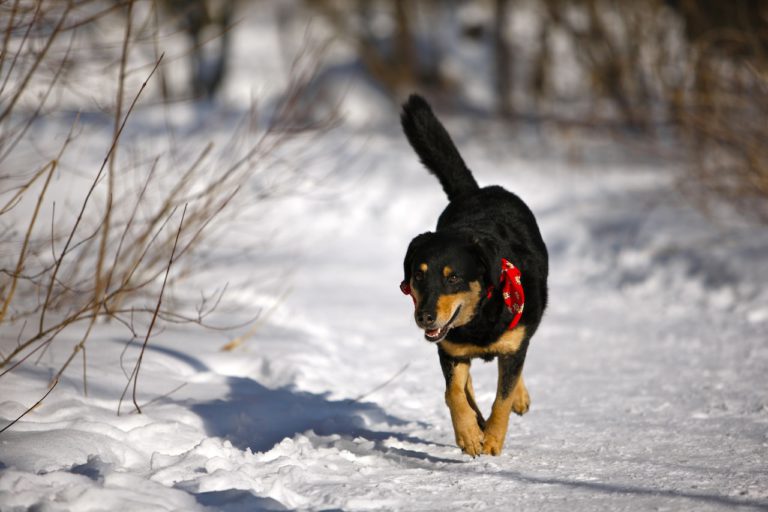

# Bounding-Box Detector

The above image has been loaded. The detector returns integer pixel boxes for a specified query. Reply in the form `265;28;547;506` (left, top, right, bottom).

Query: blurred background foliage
157;0;768;220
290;0;768;220
2;0;767;220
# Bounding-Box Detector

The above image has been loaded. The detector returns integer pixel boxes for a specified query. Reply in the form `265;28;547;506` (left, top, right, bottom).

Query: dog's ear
471;237;501;287
403;232;433;284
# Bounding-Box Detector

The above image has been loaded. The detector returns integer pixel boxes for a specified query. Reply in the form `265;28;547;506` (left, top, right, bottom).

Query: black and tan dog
400;95;548;456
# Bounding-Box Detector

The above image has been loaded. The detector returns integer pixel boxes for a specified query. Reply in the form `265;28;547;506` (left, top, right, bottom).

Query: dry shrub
664;1;768;220
298;0;768;220
534;0;768;221
0;1;332;422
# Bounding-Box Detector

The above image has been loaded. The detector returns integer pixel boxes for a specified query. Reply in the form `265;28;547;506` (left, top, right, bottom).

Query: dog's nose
416;310;435;327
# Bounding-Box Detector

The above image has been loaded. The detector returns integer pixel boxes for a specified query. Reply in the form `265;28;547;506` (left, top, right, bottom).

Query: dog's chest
439;326;526;359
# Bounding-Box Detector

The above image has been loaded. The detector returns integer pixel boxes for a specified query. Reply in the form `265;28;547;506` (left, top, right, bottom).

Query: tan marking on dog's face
453;281;482;326
443;265;453;278
435;280;482;327
440;326;527;359
419;263;428;272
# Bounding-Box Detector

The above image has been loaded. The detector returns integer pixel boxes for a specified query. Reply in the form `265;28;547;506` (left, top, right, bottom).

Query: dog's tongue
426;328;440;338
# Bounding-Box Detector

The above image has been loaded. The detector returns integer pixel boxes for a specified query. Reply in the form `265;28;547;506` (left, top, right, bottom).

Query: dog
399;95;548;457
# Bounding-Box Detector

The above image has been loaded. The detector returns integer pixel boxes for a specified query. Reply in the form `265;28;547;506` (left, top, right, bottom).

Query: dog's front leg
438;348;484;456
482;348;530;456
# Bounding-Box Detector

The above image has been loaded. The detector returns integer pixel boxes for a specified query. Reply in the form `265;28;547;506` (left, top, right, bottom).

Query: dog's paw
455;422;484;457
481;432;504;456
481;414;508;456
511;385;530;416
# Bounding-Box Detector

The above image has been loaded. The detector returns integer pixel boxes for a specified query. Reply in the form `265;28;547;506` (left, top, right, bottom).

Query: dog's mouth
423;306;461;343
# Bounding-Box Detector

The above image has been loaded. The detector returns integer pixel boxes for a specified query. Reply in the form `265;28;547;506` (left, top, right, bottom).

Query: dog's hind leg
482;346;529;456
438;349;484;456
465;373;486;430
510;374;530;416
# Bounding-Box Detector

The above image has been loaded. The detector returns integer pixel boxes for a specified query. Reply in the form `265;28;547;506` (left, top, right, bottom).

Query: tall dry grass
0;1;331;427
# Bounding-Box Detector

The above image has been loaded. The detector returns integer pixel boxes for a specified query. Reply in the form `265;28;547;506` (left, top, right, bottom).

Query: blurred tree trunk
494;0;513;116
309;0;448;95
393;0;417;87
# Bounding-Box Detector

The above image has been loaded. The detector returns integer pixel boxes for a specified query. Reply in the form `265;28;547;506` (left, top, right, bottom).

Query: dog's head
402;232;501;342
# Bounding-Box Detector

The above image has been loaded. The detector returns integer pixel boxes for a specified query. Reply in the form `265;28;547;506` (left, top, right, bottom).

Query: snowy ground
2;115;767;511
2;6;768;512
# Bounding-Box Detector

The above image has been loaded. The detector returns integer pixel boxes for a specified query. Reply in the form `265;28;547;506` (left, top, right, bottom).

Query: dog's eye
447;274;461;284
414;270;424;281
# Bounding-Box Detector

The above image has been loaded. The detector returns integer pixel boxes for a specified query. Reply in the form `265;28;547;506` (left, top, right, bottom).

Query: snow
2;6;768;512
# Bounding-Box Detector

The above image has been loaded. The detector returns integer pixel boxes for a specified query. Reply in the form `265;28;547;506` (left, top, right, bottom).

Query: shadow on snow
133;339;447;461
191;374;437;454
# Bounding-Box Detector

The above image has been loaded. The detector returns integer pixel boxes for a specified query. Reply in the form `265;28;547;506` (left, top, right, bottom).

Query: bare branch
0;378;59;435
119;204;187;415
38;53;164;334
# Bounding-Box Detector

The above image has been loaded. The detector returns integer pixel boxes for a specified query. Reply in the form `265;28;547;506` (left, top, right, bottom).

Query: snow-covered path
2;121;767;511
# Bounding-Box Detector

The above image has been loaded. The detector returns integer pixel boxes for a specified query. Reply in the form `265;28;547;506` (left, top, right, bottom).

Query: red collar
400;258;524;330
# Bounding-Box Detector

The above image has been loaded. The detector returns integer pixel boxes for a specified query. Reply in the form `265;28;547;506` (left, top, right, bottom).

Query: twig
0;22;77;166
0;2;70;126
136;382;188;412
0;162;54;215
95;0;133;311
47;303;100;389
0;0;22;87
119;203;186;415
102;156;159;315
1;333;55;380
0;164;55;325
0;113;77;325
0;378;59;435
119;335;137;380
0;0;40;101
353;363;411;402
220;285;291;351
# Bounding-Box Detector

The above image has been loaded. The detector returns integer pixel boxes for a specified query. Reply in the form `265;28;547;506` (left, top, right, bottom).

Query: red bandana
499;258;525;330
399;258;525;330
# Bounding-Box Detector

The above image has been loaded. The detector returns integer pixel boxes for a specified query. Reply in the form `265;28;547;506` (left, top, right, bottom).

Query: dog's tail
400;94;479;201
